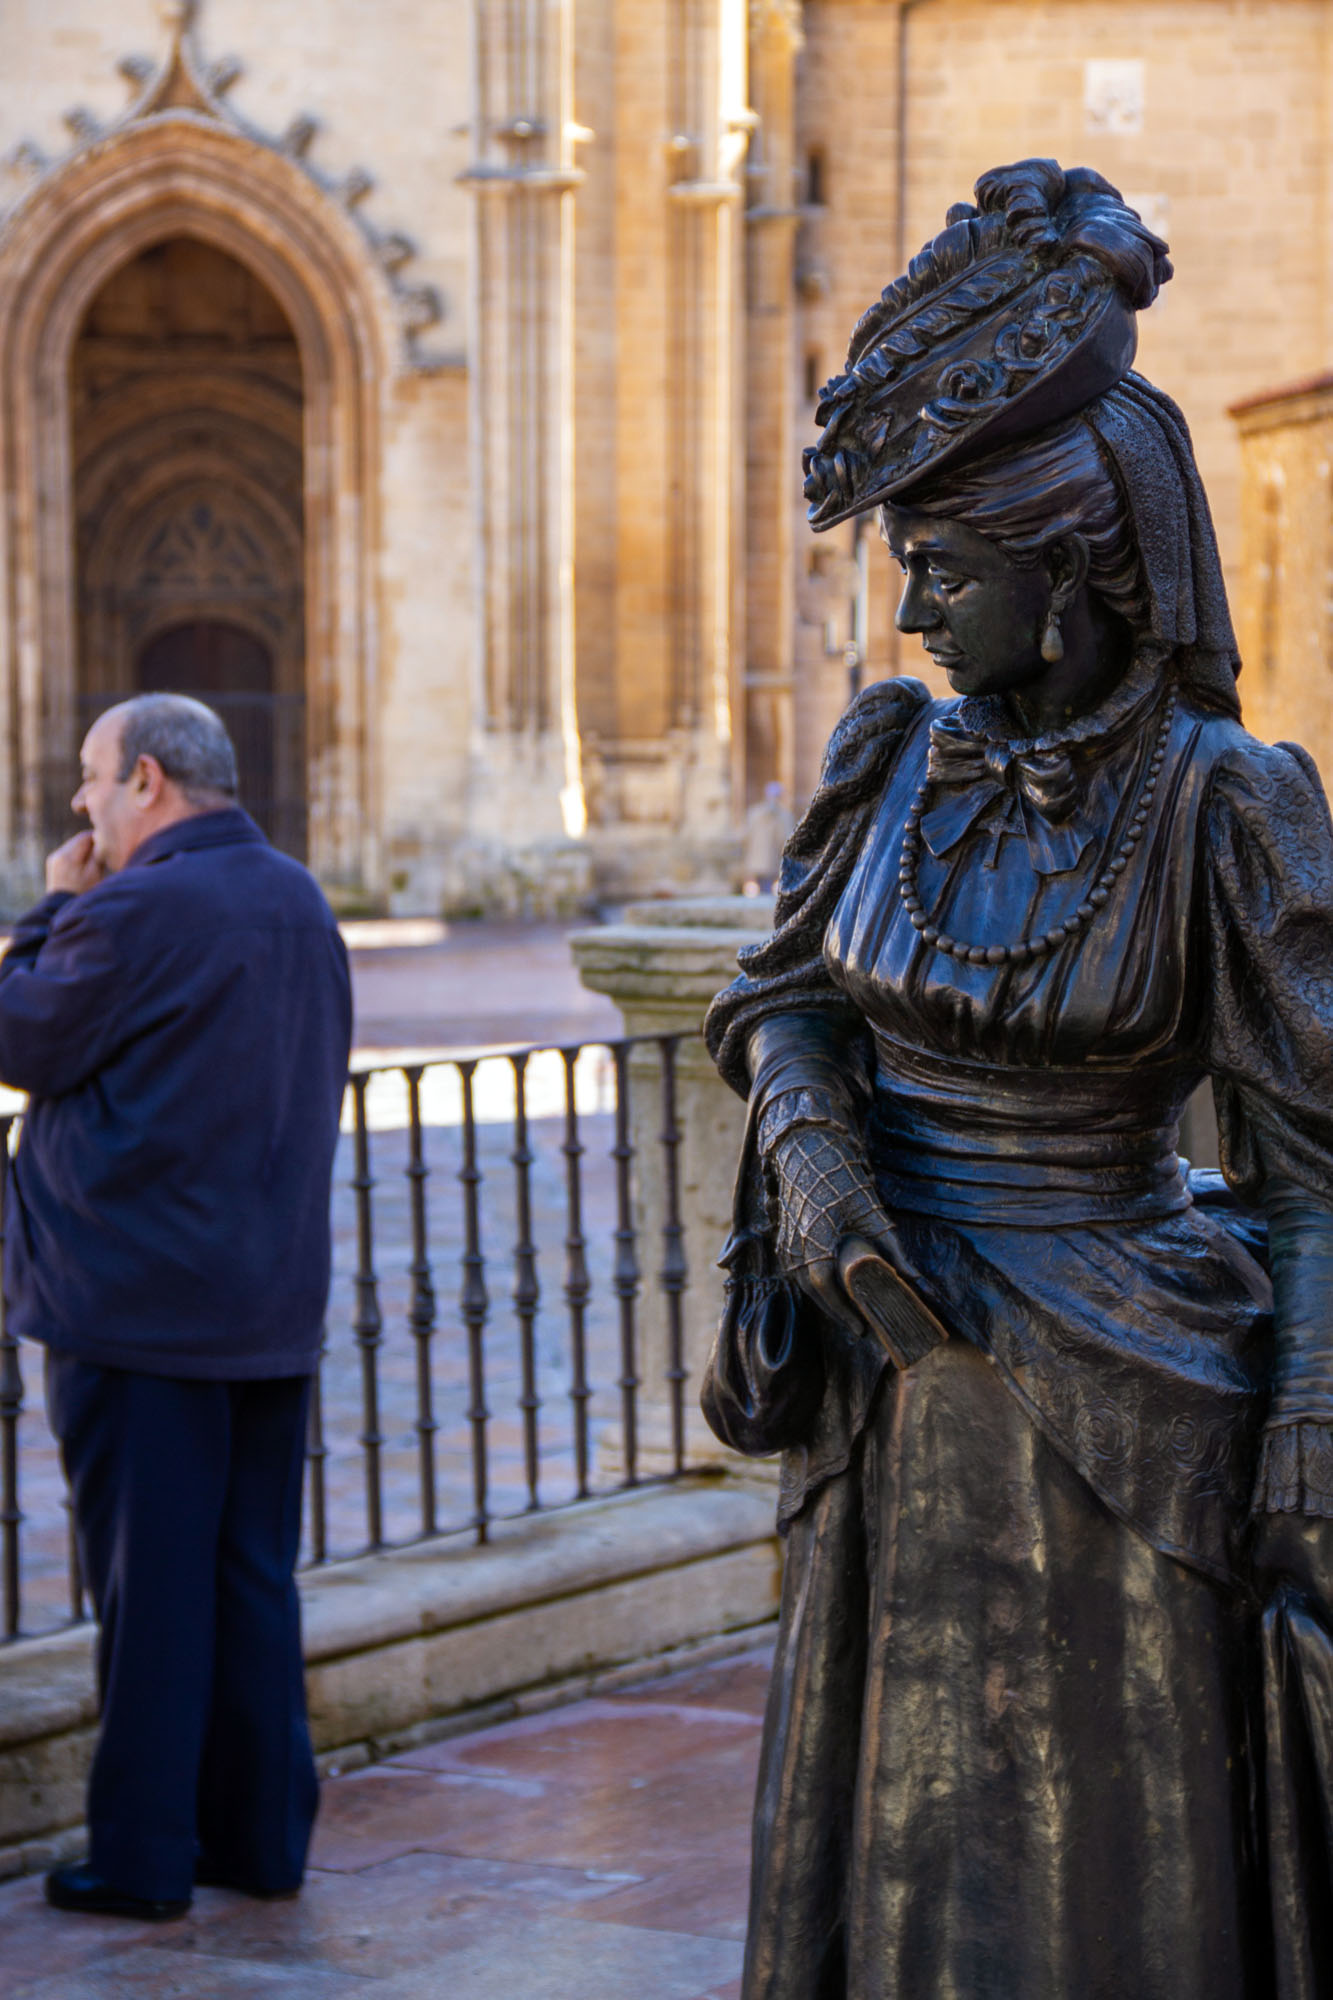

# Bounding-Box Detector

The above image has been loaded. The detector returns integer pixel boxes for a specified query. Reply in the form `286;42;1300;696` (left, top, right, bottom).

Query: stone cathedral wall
0;0;476;914
0;0;1329;909
794;0;1333;800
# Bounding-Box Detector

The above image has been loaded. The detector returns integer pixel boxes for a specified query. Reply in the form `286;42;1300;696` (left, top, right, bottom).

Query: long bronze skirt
743;1338;1266;2000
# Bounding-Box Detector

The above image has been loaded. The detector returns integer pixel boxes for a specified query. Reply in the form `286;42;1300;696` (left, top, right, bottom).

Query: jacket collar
123;807;267;872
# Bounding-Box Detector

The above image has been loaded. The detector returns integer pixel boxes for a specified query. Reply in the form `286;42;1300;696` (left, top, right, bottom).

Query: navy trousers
45;1355;318;1903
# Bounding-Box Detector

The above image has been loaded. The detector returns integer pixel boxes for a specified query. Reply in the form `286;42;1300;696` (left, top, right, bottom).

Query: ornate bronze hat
803;160;1172;531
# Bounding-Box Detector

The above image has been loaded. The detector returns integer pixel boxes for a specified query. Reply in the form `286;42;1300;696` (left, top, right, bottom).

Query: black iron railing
0;1033;695;1643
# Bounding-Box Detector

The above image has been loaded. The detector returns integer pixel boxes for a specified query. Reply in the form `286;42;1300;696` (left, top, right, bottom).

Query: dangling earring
1041;609;1064;663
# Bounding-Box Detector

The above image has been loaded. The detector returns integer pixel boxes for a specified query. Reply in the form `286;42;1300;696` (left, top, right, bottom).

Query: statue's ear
1048;533;1090;611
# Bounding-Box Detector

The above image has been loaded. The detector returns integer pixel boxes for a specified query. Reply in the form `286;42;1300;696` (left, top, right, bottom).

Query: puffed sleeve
1205;738;1333;1204
704;676;931;1096
1204;737;1333;1513
699;677;929;1478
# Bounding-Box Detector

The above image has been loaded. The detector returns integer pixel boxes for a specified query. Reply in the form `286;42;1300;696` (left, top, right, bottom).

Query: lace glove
766;1120;905;1343
1251;1174;1333;1610
1253;1178;1333;1504
770;1122;890;1271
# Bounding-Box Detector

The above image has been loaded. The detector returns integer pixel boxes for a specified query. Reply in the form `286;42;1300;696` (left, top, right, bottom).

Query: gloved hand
768;1121;909;1342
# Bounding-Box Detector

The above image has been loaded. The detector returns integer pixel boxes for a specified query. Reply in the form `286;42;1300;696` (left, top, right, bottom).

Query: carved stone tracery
0;4;397;893
6;0;444;365
139;505;273;600
73;234;305;714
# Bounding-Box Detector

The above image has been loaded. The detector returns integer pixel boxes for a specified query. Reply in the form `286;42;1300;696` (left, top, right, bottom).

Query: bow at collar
920;712;1095;875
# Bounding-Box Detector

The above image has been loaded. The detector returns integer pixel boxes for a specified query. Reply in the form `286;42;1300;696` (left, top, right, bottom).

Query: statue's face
881;504;1053;700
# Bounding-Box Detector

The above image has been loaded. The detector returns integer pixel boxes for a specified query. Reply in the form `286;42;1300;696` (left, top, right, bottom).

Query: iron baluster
561;1047;592;1498
458;1061;490;1543
405;1066;438;1537
0;1032;714;1623
350;1074;385;1550
306;1325;329;1566
658;1037;689;1474
0;1121;20;1639
510;1053;541;1510
611;1042;641;1487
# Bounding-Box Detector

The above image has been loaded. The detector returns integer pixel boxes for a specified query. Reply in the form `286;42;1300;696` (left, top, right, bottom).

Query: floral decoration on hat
802;160;1172;531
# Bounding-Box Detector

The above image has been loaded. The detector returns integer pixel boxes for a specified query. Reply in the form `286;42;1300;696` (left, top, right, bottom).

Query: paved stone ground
0;1644;768;1999
347;919;622;1056
9;920;651;1636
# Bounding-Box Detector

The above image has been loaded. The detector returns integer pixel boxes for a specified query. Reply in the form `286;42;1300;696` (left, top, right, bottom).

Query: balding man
0;695;351;1920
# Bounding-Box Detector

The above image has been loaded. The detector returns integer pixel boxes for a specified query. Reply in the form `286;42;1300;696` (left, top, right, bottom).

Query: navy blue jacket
0;810;352;1378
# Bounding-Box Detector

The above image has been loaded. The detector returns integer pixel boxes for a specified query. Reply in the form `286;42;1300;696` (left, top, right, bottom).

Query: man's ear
131;754;167;807
1048;534;1090;612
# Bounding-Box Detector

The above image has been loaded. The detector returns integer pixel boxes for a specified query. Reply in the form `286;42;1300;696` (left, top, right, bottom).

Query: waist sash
870;1031;1191;1227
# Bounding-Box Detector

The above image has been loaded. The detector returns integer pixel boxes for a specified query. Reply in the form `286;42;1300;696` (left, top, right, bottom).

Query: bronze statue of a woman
703;160;1333;1998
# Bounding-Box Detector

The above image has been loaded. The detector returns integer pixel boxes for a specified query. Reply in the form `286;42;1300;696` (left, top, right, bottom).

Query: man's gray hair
113;693;238;803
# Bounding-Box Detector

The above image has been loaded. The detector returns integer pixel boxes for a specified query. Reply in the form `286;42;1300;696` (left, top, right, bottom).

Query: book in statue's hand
838;1234;950;1370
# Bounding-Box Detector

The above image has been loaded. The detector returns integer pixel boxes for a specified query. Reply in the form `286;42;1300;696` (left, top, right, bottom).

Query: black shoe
194;1857;301;1900
45;1861;190;1921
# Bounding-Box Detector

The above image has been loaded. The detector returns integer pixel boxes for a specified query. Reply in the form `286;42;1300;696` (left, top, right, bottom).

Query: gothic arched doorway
72;236;307;857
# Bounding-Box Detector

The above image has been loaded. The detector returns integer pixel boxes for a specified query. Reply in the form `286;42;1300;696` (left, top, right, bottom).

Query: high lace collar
952;645;1167;756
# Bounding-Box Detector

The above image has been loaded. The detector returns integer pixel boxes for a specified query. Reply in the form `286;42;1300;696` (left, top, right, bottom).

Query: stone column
665;1;752;830
580;0;751;886
458;0;589;907
742;0;803;806
570;896;772;1471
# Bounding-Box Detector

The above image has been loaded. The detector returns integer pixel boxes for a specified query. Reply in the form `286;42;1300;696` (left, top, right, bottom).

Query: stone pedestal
570;896;774;1472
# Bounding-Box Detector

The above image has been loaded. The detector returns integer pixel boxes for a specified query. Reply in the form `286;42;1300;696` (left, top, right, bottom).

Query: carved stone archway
81;473;304;697
0;13;401;896
71;233;308;853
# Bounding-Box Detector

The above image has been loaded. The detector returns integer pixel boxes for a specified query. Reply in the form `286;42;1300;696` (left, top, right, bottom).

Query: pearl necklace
897;688;1177;967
